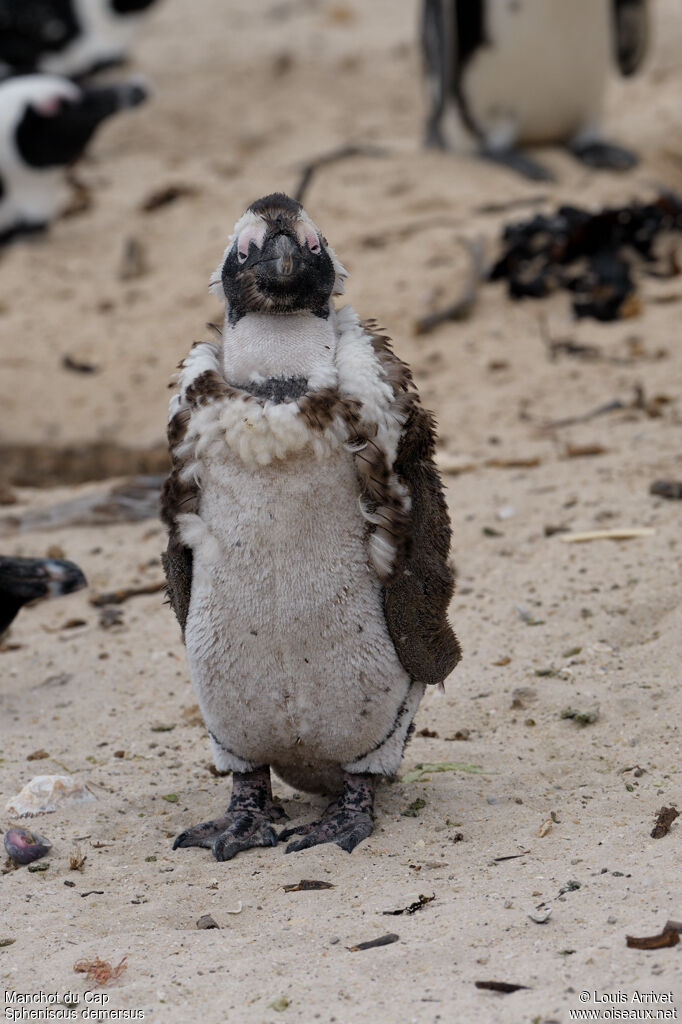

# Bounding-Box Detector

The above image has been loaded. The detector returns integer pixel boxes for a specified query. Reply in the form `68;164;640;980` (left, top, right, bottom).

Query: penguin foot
280;772;376;855
480;147;555;182
172;766;286;861
568;140;638;172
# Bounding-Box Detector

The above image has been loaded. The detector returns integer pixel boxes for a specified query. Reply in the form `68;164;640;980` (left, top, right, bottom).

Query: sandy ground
1;1;681;1021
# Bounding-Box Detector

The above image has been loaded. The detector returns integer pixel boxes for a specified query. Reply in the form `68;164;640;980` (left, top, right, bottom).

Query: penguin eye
297;223;321;254
236;224;265;264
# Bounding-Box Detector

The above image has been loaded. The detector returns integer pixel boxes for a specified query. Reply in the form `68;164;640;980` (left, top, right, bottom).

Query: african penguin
0;73;146;243
162;193;461;861
0;0;160;81
0;555;86;634
422;0;649;180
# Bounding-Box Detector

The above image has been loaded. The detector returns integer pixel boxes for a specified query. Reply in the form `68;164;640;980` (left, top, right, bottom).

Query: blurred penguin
0;0;161;81
0;555;86;634
0;73;146;243
422;0;649;180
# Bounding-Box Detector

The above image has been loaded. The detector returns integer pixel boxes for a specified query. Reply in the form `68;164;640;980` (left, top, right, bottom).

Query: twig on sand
558;528;655;544
89;581;166;607
538;398;626;432
293;143;389;204
414;238;486;335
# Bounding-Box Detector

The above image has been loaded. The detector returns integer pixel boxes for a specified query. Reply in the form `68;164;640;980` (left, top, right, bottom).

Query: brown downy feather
360;320;462;685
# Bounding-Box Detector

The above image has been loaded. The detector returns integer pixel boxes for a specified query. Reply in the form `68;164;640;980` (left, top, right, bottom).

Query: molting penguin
0;0;161;80
0;73;146;243
422;0;649;180
0;555;86;634
162;193;461;861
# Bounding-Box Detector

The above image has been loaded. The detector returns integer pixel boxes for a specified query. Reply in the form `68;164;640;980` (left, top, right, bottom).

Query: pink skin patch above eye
296;223;321;253
32;95;65;116
236;223;267;263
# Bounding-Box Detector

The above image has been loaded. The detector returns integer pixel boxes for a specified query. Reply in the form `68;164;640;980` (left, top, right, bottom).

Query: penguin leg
425;117;447;150
567;139;638;171
172;766;287;862
480;145;555;182
279;772;376;854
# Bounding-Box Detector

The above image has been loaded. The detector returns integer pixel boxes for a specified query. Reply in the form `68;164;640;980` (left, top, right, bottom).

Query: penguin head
0;75;147;172
0;74;146;240
211;193;348;324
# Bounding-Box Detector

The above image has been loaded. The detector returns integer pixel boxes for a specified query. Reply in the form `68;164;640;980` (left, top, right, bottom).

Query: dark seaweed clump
490;193;682;321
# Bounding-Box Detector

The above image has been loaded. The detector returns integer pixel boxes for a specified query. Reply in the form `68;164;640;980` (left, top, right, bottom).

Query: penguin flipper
160;408;195;637
360;323;462;687
386;396;462;686
161;535;193;637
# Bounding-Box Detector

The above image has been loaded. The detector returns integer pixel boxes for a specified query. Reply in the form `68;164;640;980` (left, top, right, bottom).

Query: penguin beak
255;232;305;285
71;79;148;123
271;233;300;278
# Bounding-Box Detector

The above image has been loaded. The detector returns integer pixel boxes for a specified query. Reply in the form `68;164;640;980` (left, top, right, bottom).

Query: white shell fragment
529;908;553;924
5;775;96;817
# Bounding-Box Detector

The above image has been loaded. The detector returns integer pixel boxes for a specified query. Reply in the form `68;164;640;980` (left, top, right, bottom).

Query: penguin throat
222;311;338;393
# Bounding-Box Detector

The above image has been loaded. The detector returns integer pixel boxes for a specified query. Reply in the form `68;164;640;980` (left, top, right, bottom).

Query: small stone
268;997;290;1012
196;915;219;930
607;916;617;925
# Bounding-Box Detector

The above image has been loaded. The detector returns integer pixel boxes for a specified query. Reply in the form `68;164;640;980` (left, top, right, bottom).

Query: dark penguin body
0;0;160;80
0;555;86;634
162;194;461;860
422;0;649;180
0;74;146;242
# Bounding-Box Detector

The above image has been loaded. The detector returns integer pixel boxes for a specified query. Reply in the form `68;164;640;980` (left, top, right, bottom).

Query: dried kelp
490;193;682;321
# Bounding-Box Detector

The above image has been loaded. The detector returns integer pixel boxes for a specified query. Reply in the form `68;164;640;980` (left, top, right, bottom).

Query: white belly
182;444;412;773
463;0;611;145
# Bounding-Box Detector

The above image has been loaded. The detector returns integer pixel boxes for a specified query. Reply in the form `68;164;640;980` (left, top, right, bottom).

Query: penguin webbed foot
172;766;286;861
480;146;555;182
568;140;638;171
173;811;279;860
280;772;376;855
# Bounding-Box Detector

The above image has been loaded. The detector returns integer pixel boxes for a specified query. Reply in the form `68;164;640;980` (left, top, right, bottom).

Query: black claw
213;824;278;862
172;820;227;850
278;824;308;843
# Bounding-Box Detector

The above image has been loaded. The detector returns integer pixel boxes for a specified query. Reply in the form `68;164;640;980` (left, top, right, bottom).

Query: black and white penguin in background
422;0;650;180
0;73;146;242
0;0;161;81
162;193;461;861
0;555;86;634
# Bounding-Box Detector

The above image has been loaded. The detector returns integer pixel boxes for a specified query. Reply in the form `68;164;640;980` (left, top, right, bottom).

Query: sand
1;1;680;1021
